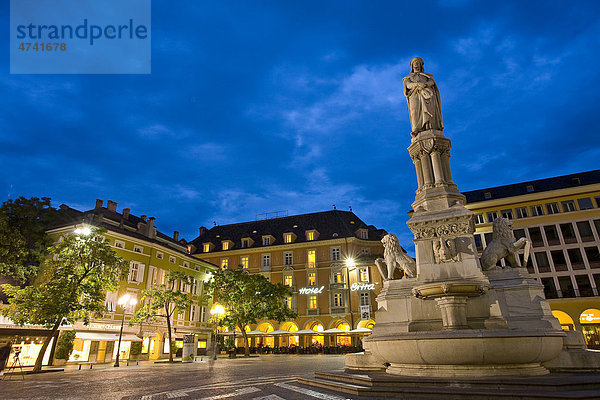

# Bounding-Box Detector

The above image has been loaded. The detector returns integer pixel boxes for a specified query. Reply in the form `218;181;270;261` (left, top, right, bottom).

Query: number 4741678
18;42;66;51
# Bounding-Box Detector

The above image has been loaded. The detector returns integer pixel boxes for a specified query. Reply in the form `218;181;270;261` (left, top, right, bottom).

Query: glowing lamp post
345;258;357;336
74;226;92;237
114;294;137;367
210;303;225;360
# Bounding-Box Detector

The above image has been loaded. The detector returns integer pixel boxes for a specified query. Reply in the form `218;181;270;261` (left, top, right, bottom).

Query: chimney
146;217;156;238
95;199;103;209
107;200;117;212
173;231;179;241
198;226;207;237
122;208;130;219
141;215;147;222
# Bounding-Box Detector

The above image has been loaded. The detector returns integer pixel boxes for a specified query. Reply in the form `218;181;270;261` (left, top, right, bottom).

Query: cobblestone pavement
0;355;374;400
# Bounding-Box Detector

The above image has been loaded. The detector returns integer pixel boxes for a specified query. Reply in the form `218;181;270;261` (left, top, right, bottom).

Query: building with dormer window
189;210;388;348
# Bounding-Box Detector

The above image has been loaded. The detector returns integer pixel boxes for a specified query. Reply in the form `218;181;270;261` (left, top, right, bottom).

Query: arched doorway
580;309;600;349
357;319;375;330
552;310;575;331
306;321;324;346
256;322;275;347
280;322;299;346
332;320;351;346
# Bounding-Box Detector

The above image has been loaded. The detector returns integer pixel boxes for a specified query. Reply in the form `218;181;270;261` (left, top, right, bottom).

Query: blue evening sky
2;1;599;250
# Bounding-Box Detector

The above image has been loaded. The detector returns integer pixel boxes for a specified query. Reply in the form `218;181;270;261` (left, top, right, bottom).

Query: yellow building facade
190;210;386;348
463;170;600;349
46;199;217;364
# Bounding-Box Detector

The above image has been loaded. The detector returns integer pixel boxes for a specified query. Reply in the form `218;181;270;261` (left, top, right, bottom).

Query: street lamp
74;226;92;237
210;303;225;360
345;258;357;332
114;294;137;367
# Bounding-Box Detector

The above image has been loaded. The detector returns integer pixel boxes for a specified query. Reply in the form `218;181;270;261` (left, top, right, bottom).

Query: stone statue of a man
403;57;444;136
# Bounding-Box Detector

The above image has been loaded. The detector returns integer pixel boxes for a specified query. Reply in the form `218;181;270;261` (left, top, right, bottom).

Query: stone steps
296;371;600;399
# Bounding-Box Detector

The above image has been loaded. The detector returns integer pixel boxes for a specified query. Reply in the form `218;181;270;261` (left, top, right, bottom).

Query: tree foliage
55;330;77;360
1;227;128;371
130;271;193;362
0;197;58;282
206;266;297;357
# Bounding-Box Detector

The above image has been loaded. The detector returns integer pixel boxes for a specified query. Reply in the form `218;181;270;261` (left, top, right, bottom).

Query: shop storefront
69;331;142;363
580;309;600;350
0;317;57;369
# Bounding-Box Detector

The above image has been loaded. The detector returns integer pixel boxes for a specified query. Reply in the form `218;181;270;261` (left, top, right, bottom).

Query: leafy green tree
206;266;297;357
54;330;77;360
129;271;193;362
1;227;128;372
0;197;58;282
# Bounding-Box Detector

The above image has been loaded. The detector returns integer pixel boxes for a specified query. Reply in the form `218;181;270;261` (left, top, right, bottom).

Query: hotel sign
299;286;325;294
351;282;375;291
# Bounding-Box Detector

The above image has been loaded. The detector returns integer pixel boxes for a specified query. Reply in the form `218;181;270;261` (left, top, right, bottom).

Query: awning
75;332;142;342
267;329;293;335
295;329;320;335
321;328;348;334
120;334;143;342
348;327;372;334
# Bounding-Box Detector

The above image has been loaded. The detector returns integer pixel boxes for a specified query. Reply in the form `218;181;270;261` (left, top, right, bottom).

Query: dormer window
283;232;296;244
203;243;214;253
222;240;233;250
241;237;254;248
484;192;492;199
262;235;274;246
306;230;318;241
356;229;368;240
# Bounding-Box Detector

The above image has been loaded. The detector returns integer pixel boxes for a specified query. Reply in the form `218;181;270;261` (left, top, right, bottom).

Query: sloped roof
49;204;192;257
189;210;386;254
463;170;600;204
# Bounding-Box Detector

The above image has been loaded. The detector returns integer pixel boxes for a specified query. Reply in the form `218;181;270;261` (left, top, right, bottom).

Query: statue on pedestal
403;57;444;136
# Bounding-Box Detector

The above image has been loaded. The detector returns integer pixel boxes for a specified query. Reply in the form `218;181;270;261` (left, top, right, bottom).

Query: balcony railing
260;265;271;272
307;309;319;316
329;282;346;290
330;307;346;314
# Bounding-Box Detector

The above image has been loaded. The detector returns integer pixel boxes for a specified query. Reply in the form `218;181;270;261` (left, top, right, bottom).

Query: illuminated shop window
333;293;343;307
307;250;316;268
359;268;369;282
308;295;317;309
284;274;293;287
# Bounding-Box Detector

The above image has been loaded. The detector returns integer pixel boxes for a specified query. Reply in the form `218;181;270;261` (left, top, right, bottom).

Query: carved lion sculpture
375;233;417;280
481;217;531;271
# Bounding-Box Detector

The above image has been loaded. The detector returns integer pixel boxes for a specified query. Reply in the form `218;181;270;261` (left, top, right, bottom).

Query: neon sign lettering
351;282;375;291
299;286;325;294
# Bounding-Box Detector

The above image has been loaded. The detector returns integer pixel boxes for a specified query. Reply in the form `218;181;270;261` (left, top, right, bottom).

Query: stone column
431;150;445;185
414;157;424;189
441;151;453;183
420;153;434;187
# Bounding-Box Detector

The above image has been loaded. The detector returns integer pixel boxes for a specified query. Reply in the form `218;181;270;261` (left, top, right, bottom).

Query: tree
0;197;58;282
129;271;193;362
1;227;128;372
206;266;297;357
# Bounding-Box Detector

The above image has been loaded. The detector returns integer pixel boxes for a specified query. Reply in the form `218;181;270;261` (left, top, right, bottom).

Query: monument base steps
297;370;600;399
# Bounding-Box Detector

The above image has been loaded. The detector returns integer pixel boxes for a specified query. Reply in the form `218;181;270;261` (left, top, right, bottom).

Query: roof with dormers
189;210;386;254
462;170;600;204
49;204;199;259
